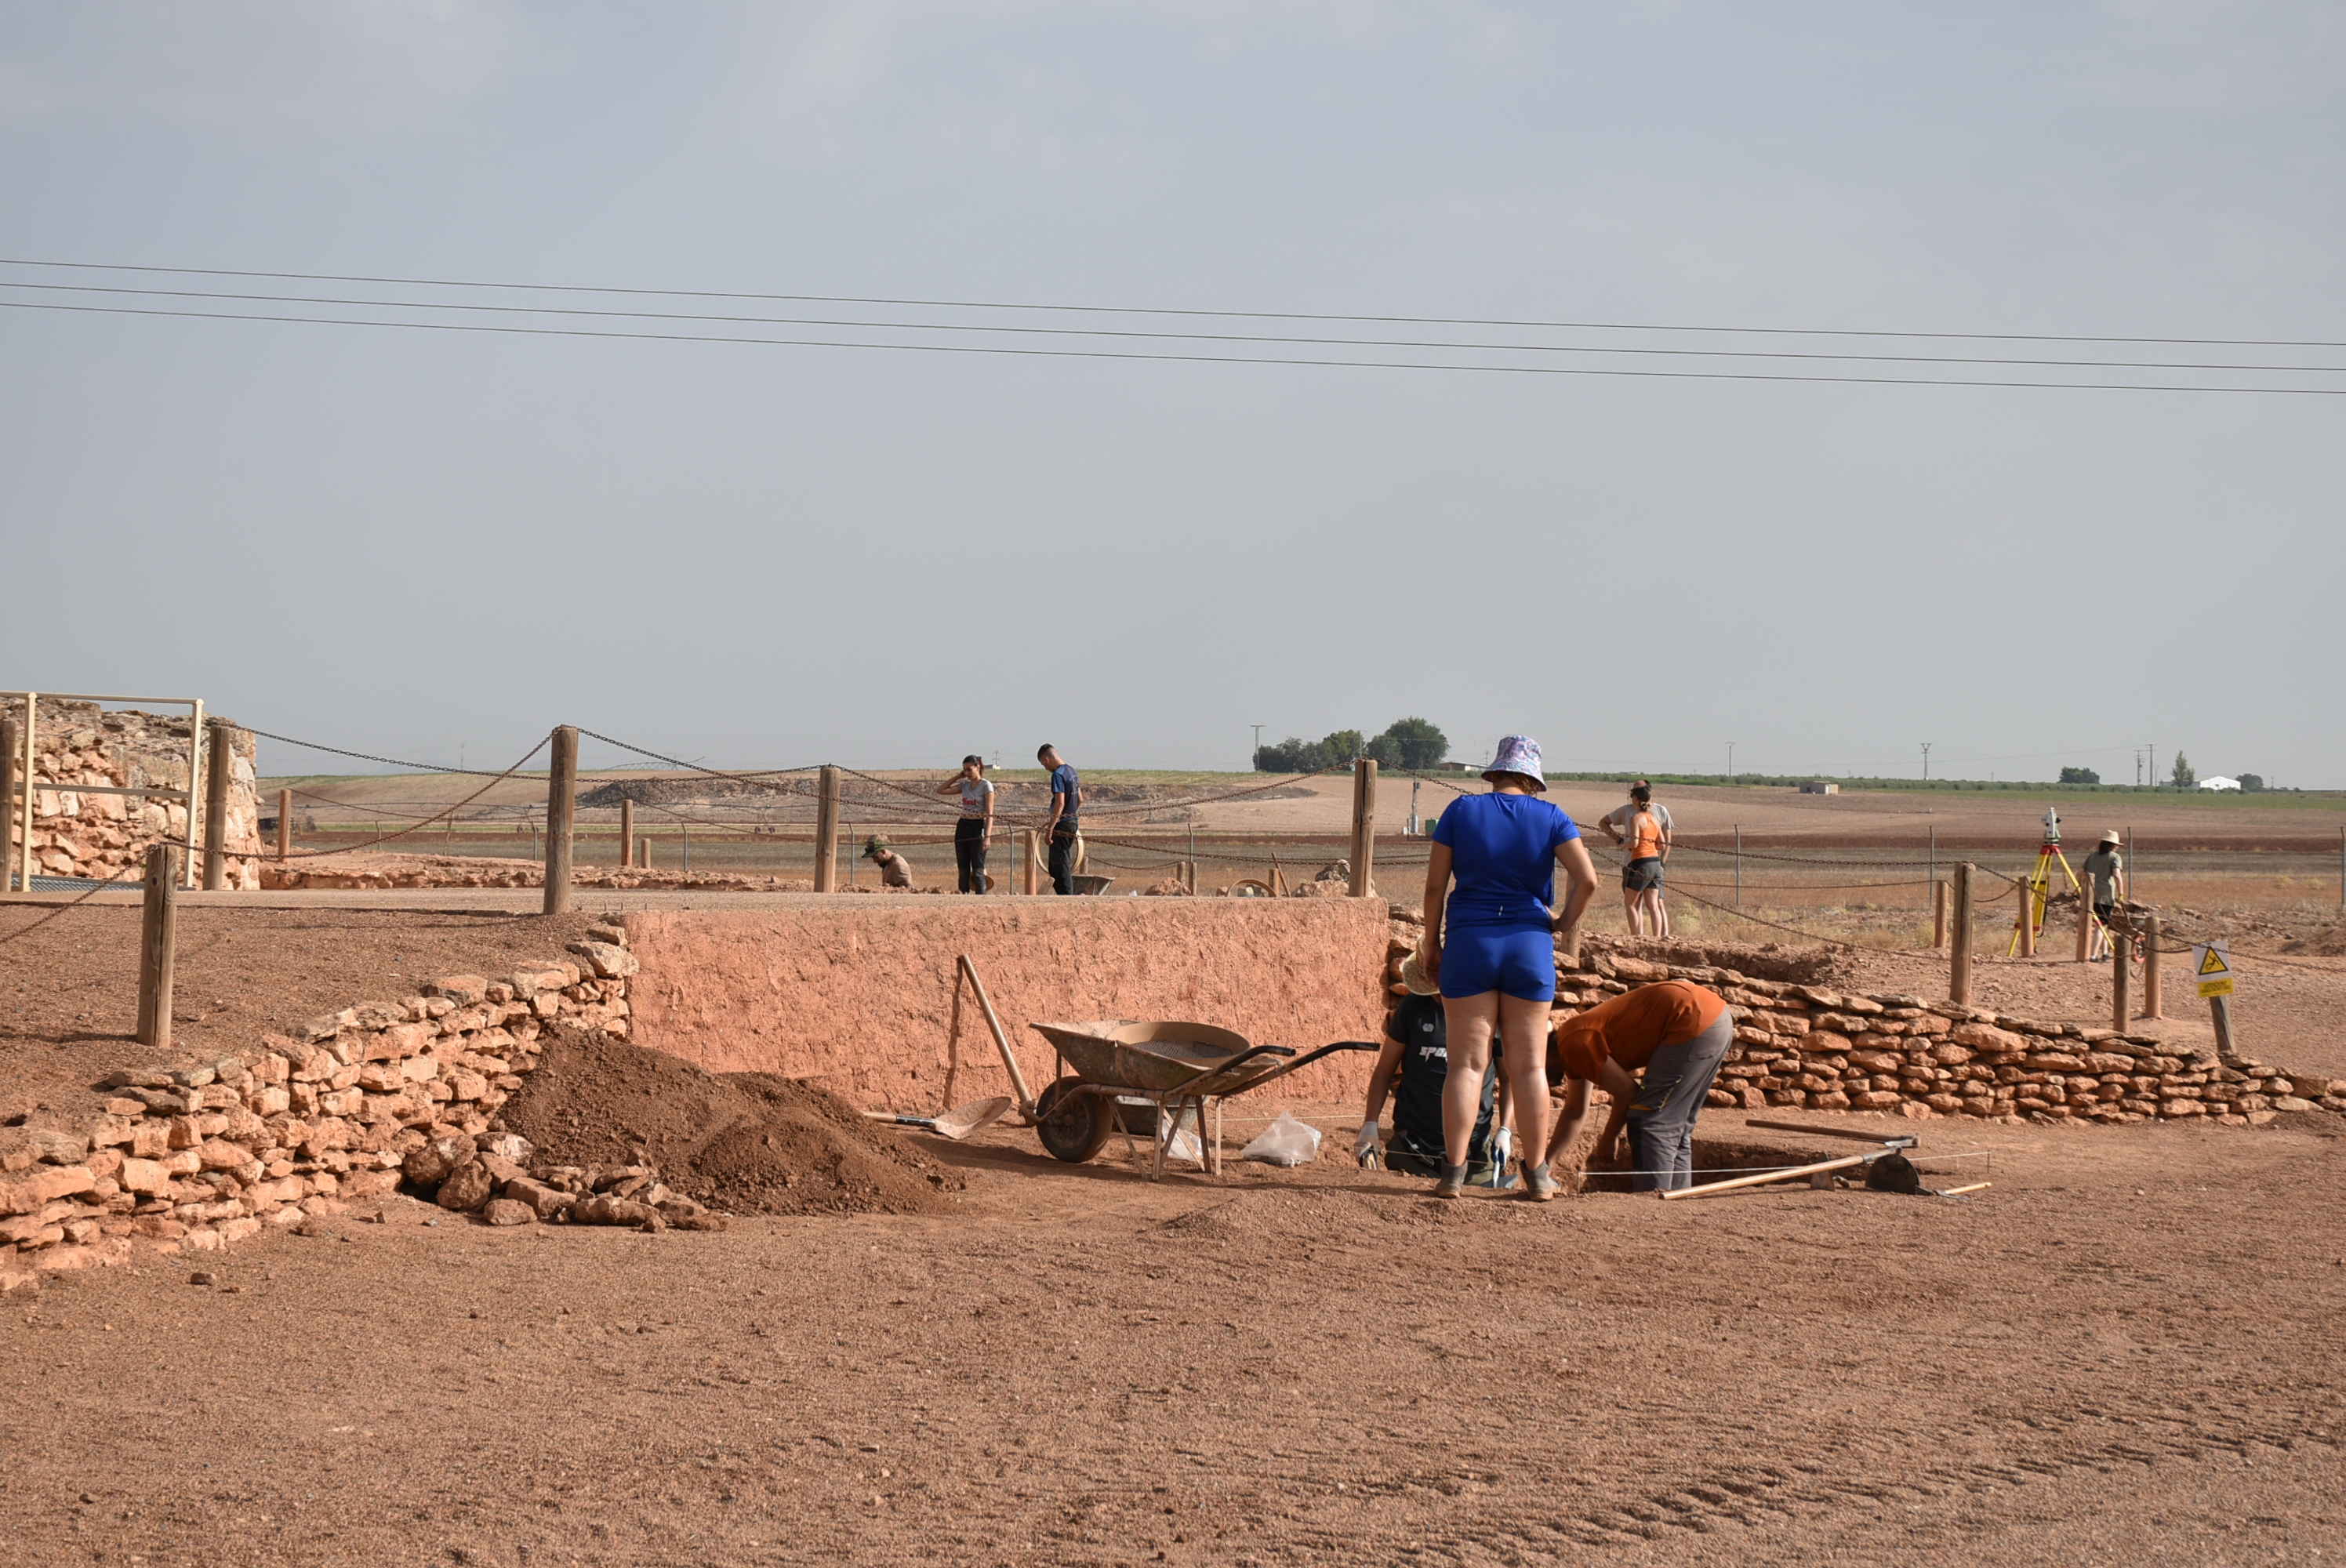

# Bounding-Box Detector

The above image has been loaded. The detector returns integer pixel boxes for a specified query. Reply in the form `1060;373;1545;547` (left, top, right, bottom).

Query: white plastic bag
1240;1110;1324;1167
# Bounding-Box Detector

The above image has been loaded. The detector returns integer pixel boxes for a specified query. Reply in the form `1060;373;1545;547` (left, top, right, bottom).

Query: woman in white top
936;755;995;894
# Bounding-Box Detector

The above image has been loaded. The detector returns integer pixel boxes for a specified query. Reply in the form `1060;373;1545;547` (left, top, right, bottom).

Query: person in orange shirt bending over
1542;979;1735;1193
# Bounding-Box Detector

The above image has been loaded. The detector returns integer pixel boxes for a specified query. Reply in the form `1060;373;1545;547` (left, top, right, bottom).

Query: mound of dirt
2281;927;2346;957
495;1029;961;1217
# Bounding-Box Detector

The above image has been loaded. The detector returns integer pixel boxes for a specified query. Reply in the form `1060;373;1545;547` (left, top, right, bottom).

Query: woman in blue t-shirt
1422;735;1600;1201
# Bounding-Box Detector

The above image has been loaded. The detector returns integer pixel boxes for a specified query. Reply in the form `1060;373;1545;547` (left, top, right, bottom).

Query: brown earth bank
495;1029;961;1218
2;1107;2341;1566
0;907;597;1124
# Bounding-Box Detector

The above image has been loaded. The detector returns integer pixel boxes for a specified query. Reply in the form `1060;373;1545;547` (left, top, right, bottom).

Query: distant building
2199;776;2242;792
1799;780;1839;795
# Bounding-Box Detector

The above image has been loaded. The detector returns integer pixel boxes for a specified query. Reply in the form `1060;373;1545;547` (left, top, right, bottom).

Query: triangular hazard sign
2198;947;2229;976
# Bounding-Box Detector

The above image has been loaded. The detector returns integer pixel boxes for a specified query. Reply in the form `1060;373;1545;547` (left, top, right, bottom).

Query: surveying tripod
2009;808;2111;960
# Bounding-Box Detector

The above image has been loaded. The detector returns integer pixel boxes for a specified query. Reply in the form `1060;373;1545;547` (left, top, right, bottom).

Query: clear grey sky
3;2;2339;784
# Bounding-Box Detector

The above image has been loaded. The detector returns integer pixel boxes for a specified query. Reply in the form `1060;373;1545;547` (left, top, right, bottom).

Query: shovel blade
928;1096;1013;1140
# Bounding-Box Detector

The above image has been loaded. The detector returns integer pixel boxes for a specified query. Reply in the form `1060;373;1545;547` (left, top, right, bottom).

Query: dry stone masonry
1384;911;2346;1126
1;699;261;888
0;927;641;1295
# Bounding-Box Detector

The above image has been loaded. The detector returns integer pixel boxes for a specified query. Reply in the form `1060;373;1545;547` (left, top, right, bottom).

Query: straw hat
1481;735;1546;791
2098;829;2122;846
1399;946;1439;996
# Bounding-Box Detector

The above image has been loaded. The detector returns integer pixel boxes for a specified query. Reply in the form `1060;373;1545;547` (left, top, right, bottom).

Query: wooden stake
1931;880;1948;949
276;787;292;861
543;725;577;916
2140;914;2164;1019
2074;869;2093;963
0;715;16;893
200;717;233;891
812;766;840;892
1349;758;1377;897
637;835;652;868
1659;1152;1871;1200
1949;863;1974;1005
1938;1181;1992;1196
2016;876;2036;957
2111;928;2131;1033
619;798;635;869
136;844;177;1048
2209;992;2235;1057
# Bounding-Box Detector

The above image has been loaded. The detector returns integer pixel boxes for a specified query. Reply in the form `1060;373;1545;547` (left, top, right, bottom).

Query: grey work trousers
1625;1011;1737;1193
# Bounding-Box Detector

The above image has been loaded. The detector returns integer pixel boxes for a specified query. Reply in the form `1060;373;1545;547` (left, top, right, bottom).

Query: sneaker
1432;1163;1468;1200
1521;1163;1558;1203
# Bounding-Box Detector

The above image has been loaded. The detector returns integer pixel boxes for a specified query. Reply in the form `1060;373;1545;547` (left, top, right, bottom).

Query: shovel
862;1096;1012;1141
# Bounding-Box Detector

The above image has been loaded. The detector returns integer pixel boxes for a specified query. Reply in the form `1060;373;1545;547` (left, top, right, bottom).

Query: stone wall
0;929;638;1294
623;897;1391;1106
1382;911;2346;1123
1;699;261;889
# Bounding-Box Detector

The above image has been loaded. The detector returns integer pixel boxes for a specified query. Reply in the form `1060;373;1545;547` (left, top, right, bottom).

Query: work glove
1355;1120;1382;1169
1489;1127;1515;1185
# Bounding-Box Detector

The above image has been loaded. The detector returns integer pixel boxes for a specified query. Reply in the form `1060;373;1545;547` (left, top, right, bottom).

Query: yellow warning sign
2194;941;2234;999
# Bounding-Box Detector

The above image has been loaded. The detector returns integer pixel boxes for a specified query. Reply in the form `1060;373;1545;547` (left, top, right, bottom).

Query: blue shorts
1439;924;1556;1003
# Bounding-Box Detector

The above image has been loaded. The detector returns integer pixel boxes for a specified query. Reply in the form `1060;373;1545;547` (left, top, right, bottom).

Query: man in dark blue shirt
1037;743;1081;895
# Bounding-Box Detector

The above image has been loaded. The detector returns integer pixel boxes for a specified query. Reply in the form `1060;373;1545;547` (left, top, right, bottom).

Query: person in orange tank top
1542;979;1734;1192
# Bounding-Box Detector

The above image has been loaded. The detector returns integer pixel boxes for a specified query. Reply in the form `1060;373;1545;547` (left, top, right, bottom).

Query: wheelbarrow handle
1197;1039;1380;1097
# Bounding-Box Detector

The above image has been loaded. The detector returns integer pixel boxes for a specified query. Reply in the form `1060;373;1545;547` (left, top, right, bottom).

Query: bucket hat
1481;735;1546;791
2098;829;2122;846
862;836;889;859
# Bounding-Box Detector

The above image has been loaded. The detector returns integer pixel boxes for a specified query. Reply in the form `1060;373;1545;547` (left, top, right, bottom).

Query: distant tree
1375;717;1449;770
2058;765;2101;785
2237;771;2266;792
1319;730;1367;765
2170;751;2195;789
1363;733;1398;766
1255;736;1326;772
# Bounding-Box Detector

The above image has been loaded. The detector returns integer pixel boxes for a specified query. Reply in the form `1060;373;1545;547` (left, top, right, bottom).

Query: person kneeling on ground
861;835;917;890
1543;979;1735;1194
1357;949;1516;1189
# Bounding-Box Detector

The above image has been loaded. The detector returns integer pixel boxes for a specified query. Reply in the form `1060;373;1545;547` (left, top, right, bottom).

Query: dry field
3;1103;2343;1567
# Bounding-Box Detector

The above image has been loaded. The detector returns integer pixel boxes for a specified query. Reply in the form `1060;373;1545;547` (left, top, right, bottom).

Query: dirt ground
4;1104;2343;1566
0;906;595;1123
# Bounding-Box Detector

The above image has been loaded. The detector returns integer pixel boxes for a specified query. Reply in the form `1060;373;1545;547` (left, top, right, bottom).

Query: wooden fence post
543;726;577;916
0;715;16;893
637;835;652;868
276;788;292;861
1931;880;1948;949
1349;757;1377;897
137;844;178;1048
1019;829;1039;895
2111;930;2132;1032
2209;992;2235;1056
1949;864;1974;1006
2074;879;2094;963
2017;878;2036;958
619;798;635;869
1734;825;1742;908
2140;914;2164;1019
201;717;233;891
812;766;841;891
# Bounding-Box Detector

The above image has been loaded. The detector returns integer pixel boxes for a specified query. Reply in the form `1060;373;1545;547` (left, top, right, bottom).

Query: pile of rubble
399;1130;726;1232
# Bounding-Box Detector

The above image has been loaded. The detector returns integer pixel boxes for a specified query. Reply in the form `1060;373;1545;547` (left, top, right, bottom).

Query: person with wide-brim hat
1419;735;1601;1200
2080;829;2125;961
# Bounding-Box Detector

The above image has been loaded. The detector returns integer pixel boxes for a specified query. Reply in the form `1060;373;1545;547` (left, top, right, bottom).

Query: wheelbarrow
1027;1021;1376;1179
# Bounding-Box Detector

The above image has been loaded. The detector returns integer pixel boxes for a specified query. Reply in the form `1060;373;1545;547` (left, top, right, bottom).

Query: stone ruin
1;698;261;889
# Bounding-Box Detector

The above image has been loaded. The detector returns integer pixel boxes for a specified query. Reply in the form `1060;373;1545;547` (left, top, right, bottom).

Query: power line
7;280;2343;376
7;255;2343;350
9;299;2345;397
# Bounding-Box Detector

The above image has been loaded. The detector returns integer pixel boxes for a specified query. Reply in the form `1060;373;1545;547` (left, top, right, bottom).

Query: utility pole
1726;742;1735;786
1250;723;1264;771
1920;742;1932;781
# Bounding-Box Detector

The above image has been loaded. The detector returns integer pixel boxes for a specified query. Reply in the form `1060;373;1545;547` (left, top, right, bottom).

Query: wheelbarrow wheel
1034;1076;1113;1163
